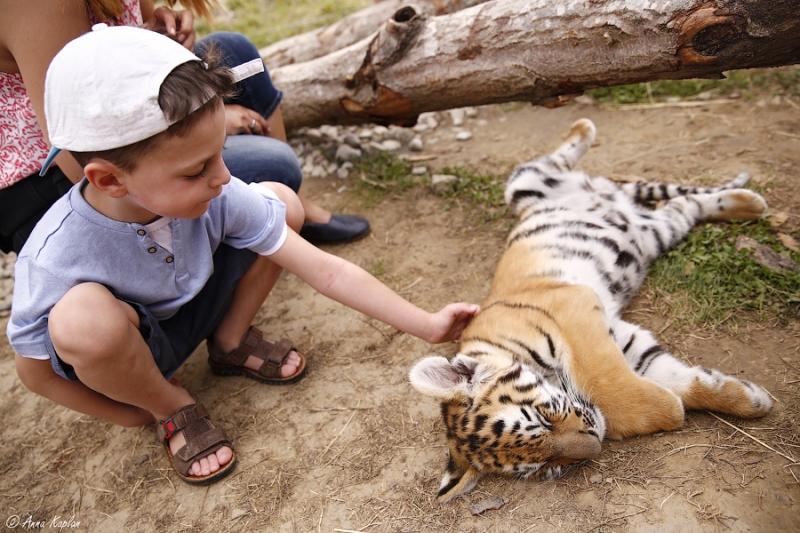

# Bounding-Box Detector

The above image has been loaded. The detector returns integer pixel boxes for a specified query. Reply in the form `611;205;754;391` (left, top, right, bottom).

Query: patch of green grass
647;220;800;328
351;151;419;207
589;67;800;104
369;258;387;279
195;0;373;49
436;166;509;223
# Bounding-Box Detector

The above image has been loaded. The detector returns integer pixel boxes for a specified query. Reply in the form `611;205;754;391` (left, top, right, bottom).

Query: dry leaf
768;212;789;228
777;233;799;252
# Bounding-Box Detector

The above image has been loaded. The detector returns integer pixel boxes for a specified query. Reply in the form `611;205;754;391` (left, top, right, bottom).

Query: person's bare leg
264;107;332;224
209;182;305;376
15;353;154;427
48;283;231;477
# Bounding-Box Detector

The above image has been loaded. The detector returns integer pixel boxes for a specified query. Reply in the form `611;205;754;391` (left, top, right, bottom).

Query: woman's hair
71;48;234;171
85;0;221;23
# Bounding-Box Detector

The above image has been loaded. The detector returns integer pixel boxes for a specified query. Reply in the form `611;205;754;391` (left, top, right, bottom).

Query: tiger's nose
553;433;602;461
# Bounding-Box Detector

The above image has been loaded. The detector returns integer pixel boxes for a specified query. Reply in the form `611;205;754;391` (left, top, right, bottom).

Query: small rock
589;473;603;484
305;128;322;140
387;125;415;144
418;112;439;130
336;166;351;179
666;96;681;103
342;133;362;149
372;125;389;139
756;99;767;108
335;144;362;161
132;454;149;466
358;129;373;140
728;91;741;99
381;139;402;152
408;136;424;152
464;106;478;117
431;174;458;193
337;185;348;194
456;131;473;141
574;94;596;106
319;124;340;141
230;509;248;520
365;141;385;155
449;108;465;126
411;166;427;175
770;95;783;106
412;122;430;133
311;165;327;178
326;161;339;175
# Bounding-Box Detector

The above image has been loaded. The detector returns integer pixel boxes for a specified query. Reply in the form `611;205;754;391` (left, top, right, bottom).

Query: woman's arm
0;0;91;183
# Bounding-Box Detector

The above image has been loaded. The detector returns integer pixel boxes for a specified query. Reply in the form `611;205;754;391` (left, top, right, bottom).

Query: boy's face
117;105;231;221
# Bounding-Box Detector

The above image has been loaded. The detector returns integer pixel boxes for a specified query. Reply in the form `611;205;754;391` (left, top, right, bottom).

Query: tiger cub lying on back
410;119;772;502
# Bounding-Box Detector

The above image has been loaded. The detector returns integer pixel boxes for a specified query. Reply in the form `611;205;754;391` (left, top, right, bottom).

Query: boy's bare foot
167;430;234;477
244;350;302;377
208;327;307;384
157;403;236;483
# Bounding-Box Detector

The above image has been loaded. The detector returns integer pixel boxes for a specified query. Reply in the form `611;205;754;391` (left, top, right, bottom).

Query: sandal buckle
161;419;177;440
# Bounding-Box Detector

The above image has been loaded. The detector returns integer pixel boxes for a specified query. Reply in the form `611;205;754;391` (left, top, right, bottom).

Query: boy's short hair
71;49;235;171
41;24;265;175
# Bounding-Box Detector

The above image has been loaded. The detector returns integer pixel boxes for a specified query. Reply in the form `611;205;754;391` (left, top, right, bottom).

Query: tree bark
271;0;800;130
258;0;489;70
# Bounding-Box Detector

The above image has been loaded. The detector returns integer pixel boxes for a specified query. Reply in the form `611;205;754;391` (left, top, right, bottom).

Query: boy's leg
47;282;231;477
209;182;305;377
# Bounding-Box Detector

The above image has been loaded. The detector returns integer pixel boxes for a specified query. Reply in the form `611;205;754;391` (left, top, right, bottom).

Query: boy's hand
426;303;480;344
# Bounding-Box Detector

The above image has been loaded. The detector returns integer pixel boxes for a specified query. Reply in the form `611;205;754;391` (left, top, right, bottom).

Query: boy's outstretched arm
270;231;479;343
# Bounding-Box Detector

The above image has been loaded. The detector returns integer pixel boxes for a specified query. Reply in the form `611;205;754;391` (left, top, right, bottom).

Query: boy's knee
49;283;135;360
257;182;304;232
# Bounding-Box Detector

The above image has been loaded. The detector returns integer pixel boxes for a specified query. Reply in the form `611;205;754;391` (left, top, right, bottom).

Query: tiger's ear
409;355;485;405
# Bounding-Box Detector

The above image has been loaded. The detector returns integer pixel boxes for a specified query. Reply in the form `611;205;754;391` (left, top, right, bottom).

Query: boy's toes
281;351;302;378
189;446;232;477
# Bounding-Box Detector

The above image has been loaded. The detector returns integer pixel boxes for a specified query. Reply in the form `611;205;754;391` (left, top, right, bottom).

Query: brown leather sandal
207;326;307;385
157;403;237;485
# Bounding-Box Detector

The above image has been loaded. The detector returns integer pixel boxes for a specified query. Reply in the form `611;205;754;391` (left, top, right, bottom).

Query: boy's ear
83;160;128;198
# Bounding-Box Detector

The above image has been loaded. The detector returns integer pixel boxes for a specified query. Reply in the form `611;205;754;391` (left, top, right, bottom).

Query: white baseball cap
40;23;264;175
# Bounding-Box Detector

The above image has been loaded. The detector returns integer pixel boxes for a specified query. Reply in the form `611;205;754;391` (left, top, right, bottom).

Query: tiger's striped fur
410;119;772;502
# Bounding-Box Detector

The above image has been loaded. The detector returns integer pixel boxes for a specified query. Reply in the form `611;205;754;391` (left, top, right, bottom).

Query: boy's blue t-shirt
7;177;287;357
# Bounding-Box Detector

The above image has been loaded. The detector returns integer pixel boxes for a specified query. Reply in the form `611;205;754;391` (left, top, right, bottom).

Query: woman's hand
141;7;196;50
225;104;271;136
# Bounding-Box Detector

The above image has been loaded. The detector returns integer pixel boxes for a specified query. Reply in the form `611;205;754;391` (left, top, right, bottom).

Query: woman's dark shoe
300;214;370;245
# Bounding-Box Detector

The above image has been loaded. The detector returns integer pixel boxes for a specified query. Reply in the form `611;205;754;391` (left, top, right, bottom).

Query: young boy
7;25;478;486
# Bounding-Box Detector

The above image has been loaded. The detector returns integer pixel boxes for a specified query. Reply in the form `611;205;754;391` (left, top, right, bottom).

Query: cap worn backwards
41;24;264;175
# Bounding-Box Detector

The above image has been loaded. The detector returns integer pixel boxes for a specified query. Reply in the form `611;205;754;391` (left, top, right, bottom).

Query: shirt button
166;256;174;263
137;229;146;236
148;247;157;254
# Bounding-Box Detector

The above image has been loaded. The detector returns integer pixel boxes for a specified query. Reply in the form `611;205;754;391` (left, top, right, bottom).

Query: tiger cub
410;118;772;502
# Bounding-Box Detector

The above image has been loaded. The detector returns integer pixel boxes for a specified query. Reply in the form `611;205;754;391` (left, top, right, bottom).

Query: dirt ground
1;88;799;532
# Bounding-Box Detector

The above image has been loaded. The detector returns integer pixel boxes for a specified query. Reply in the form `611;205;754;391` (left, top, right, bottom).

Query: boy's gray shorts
46;244;257;381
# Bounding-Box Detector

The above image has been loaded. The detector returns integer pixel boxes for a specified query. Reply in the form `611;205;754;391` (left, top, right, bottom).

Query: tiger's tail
618;172;751;204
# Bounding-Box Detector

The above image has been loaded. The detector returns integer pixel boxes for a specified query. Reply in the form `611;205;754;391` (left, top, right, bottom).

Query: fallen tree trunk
259;0;489;70
272;0;800;130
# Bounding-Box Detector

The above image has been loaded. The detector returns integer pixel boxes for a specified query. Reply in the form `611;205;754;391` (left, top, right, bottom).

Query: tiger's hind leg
505;119;597;213
612;320;772;418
